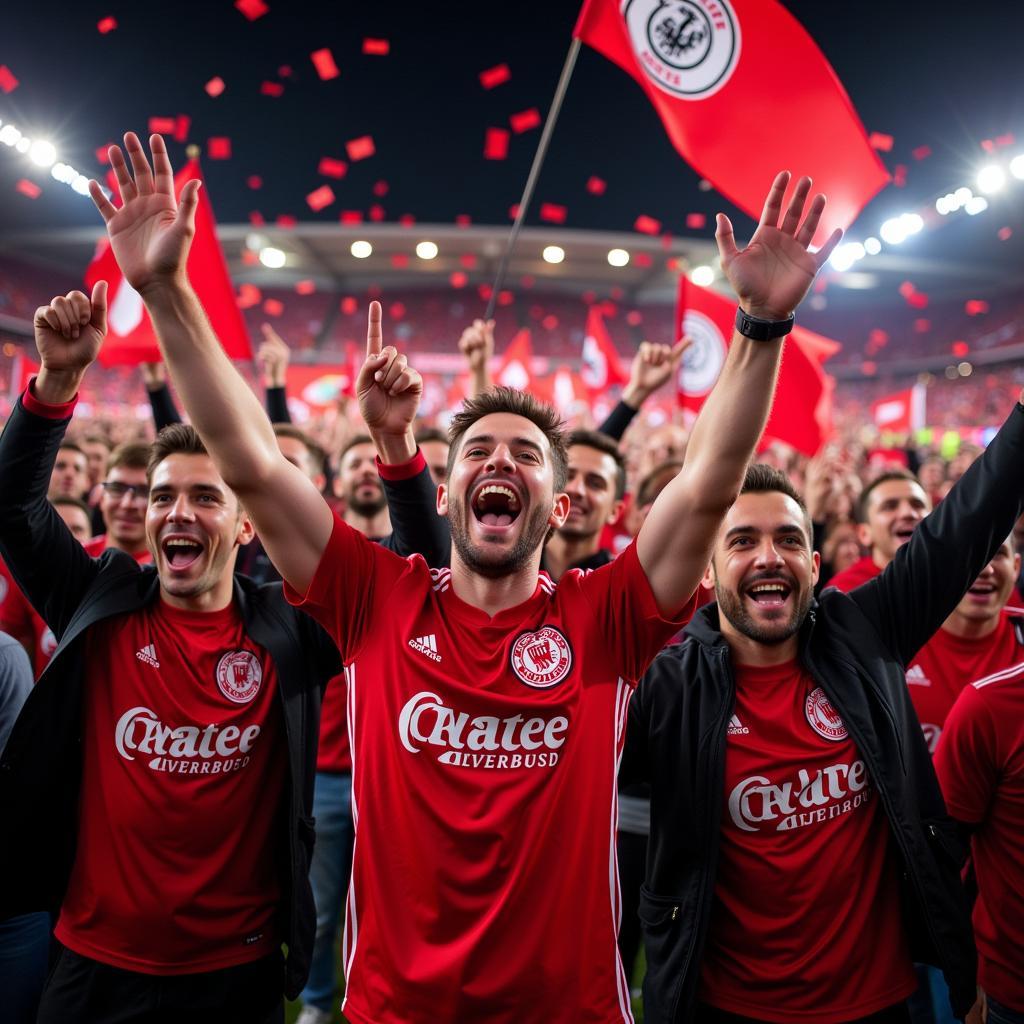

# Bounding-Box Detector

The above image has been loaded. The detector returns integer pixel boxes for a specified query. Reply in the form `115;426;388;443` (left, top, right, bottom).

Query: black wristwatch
735;307;795;341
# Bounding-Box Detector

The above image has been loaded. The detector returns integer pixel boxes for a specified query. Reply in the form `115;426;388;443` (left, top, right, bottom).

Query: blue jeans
299;771;354;1012
989;996;1024;1024
0;912;52;1023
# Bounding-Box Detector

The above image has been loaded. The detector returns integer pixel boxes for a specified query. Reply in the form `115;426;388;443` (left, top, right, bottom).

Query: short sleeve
934;684;1000;825
283;512;411;663
574;541;697;684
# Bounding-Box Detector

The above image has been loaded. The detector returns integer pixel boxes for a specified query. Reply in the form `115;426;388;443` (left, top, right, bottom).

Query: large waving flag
574;0;888;240
675;277;839;455
496;328;534;390
86;157;251;366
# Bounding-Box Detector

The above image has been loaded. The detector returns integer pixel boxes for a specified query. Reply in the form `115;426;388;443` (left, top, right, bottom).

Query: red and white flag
496;328;533;390
574;0;888;241
871;384;926;434
580;306;628;397
85;157;251;366
9;350;39;404
675;276;839;456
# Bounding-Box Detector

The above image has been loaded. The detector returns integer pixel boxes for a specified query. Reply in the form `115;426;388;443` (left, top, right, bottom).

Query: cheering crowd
0;133;1021;1024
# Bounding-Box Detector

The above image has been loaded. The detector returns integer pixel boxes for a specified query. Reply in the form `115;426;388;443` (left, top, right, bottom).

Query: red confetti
207;137;231;159
398;214;416;226
390;302;406;319
341;297;358;315
913;318;931;333
685;212;707;229
459;253;477;269
346;135;375;161
898;281;916;298
981;139;995;154
306;185;335;212
391;254;410;269
318;157;348;179
369;205;386;222
261;81;284;97
539;203;567;224
148;117;176;135
586;176;607;196
339;210;363;224
455;214;471;227
868;131;893;152
173;115;191;143
861;361;877;376
363;38;390;56
278;65;292;77
372;180;389;197
610;287;624;301
97;16;118;33
952;341;970;357
237;284;262;308
276;214;296;229
311;48;340;81
633;252;653;268
0;66;20;94
484;128;509;160
450;271;468;288
626;310;643;326
965;299;990;316
15;179;41;199
998;226;1013;241
248;211;265;226
995;132;1015;148
295;280;316;296
911;145;932;161
241;249;258;267
868;328;889;347
634;214;662;235
498;291;514;307
478;284;493;301
263;299;284;317
510;108;541;134
95;143;113;165
508;204;520;220
205;77;226;98
542;314;559;330
907;292;929;310
893;164;908;187
247;175;263;190
479;64;511;89
235;0;268;19
520;275;535;289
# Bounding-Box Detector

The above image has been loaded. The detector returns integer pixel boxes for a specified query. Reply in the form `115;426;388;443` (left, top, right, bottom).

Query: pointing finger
90;280;108;334
366;300;383;357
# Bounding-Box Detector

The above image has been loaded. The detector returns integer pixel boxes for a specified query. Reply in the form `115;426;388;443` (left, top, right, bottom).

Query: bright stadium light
15;136;31;154
607;248;630;267
879;217;909;245
864;236;882;254
964;196;989;215
900;212;924;235
542;245;565;264
829;243;865;272
415;240;438;260
28;139;57;167
977;164;1006;194
935;196;951;216
1010;154;1024;180
689;265;715;286
258;246;286;269
954;186;973;206
0;124;21;146
350;240;373;259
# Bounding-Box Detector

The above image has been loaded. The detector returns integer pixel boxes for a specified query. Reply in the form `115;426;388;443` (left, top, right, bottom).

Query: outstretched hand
88;133;200;296
716;171;842;321
34;281;108;374
258;324;290;387
625;336;692;404
356;301;422;437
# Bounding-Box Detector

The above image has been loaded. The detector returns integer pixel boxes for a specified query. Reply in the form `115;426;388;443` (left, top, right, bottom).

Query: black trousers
695;1003;912;1024
35;945;285;1024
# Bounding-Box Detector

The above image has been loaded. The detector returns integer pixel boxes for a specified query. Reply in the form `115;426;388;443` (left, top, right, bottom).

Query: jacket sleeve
619;670;652;787
377;450;451;569
598;400;638;443
0;393;103;639
265;385;291;425
146;382;182;432
851;403;1024;664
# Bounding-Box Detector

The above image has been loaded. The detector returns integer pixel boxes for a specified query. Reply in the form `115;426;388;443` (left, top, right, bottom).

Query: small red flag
496;329;533;390
674;277;839;455
580;306;628;397
86;158;252;366
871;384;926;434
575;0;888;242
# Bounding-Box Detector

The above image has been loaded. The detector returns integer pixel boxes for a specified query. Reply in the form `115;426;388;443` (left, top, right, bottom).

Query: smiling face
439;412;569;579
950;538;1020;628
560;444;622;541
101;465;149;551
707;491;820;648
146;453;254;604
339;442;385;517
858;478;930;566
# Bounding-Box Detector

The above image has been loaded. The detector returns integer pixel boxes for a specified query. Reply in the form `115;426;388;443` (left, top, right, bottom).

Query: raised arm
89;132;331;593
599;338;691;442
636;172;841;614
458;319;494;399
258;323;292;423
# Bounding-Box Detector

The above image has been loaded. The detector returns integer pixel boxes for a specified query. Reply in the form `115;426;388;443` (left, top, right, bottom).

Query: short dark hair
147;423;207;483
82;433;112;451
273;423;326;470
566;429;627;500
856;469;923;524
107;441;152;474
415;426;449;447
57;441;86;458
339;433;374;463
636;459;684;509
51;495;92;519
447;387;567;489
739;463;813;544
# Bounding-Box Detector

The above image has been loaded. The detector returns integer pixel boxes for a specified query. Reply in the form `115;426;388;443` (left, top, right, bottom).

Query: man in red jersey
91;132;840;1023
935;663;1024;1024
622;446;1024;1023
828;469;930;592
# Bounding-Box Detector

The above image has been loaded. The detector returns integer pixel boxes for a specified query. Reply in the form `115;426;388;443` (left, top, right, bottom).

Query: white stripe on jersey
972;658;1024;690
342;663;360;995
609;677;636;1024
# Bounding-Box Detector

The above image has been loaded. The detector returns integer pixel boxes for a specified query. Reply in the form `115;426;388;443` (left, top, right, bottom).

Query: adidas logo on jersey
408;634;442;663
728;714;750;736
906;664;931;687
135;643;160;669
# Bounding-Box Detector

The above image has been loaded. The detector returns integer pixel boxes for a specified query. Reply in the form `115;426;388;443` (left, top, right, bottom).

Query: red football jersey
286;515;693;1024
906;611;1024;752
83;534;153;564
935;662;1024;1011
55;599;286;974
825;554;882;594
316;672;351;773
699;660;916;1022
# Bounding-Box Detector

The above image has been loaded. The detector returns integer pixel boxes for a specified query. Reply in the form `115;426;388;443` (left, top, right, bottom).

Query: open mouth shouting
892;522;918;545
743;576;794;613
161;532;206;573
965;581;997;604
472;482;523;531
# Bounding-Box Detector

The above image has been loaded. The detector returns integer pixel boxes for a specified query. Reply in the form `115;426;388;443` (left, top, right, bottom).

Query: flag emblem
677;309;727;398
624;0;740;100
510;627;573;689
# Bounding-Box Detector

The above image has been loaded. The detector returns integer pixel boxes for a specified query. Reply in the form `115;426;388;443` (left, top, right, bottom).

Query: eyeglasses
101;481;150;502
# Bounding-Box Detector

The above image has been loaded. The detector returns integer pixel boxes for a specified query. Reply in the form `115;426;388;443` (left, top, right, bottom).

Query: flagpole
485;37;582;322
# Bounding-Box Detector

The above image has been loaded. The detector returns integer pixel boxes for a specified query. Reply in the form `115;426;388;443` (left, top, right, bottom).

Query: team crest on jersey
805;687;848;741
510;627;573;688
216;650;263;704
623;0;741;101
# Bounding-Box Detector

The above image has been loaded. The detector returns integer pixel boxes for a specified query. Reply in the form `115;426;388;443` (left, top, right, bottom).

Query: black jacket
0;396;444;998
622;403;1024;1024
